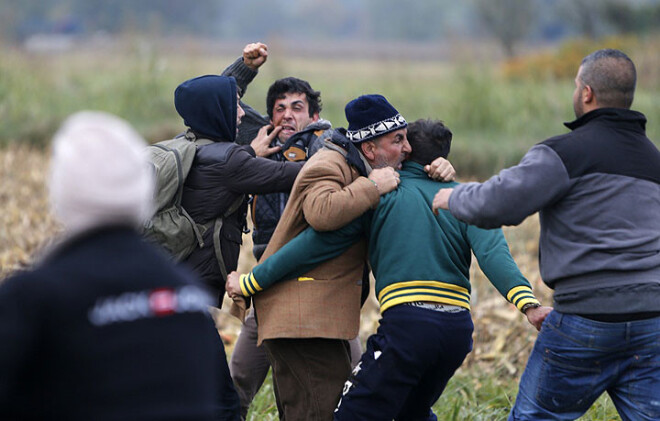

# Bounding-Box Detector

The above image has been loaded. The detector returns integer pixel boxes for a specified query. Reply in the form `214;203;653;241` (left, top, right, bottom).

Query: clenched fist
432;188;453;214
424;157;456;182
243;42;268;70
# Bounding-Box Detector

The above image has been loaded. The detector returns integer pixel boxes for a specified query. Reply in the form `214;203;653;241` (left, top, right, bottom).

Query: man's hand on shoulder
425;157;456;182
243;42;268;70
250;125;282;157
368;167;400;196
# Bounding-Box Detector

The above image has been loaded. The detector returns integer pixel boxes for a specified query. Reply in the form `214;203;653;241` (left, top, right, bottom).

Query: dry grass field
0;143;552;373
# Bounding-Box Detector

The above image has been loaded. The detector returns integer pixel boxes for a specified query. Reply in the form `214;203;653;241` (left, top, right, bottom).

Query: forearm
222;57;269;145
220;57;258;96
303;176;379;231
470;227;540;312
240;222;363;295
223;148;303;194
449;145;569;228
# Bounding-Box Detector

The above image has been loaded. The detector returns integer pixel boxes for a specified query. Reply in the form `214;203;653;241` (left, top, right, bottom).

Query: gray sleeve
221;58;270;145
449;144;570;228
221;57;258;97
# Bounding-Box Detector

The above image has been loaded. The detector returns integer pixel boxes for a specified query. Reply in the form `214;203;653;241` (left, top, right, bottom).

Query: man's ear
583;84;595;104
311;112;320;122
361;141;376;161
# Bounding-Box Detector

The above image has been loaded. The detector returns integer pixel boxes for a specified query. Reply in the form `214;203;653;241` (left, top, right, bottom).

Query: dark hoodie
173;74;304;304
175;75;238;142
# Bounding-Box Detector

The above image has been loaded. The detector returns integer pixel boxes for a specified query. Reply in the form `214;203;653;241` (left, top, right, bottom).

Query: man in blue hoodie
0;111;241;421
434;49;660;420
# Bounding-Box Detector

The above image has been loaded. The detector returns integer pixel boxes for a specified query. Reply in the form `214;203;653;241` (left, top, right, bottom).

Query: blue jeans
334;305;474;421
509;311;660;421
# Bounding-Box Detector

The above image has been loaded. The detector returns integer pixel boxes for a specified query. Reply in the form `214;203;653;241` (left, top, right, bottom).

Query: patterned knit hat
344;94;407;143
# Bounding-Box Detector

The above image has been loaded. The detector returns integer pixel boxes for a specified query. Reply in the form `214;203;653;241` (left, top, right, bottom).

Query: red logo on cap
149;288;177;316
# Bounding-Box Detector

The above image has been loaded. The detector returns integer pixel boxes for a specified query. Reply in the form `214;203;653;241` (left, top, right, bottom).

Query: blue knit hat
345;94;407;143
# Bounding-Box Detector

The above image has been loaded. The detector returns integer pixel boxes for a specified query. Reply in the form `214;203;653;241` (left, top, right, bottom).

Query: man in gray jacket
433;49;660;420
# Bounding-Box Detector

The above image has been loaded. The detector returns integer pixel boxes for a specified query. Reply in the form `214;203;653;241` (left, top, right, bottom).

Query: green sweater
240;162;539;313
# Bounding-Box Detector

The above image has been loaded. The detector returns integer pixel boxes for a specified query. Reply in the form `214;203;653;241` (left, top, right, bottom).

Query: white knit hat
49;111;154;235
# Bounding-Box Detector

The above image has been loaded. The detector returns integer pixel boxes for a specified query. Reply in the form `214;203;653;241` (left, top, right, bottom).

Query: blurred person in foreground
434;49;660;420
221;43;457;418
0;111;240;420
227;118;550;420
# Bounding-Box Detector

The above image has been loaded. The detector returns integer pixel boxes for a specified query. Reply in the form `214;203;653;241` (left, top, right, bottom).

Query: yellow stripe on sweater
378;280;469;302
378;280;471;313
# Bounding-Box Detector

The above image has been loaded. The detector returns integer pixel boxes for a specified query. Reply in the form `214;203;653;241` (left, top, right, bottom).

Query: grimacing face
270;92;319;142
368;128;412;170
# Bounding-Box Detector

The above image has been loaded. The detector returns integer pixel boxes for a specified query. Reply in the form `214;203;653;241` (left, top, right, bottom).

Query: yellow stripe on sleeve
240;272;263;297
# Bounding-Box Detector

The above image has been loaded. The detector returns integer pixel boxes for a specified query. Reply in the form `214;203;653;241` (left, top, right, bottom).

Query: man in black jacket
174;74;305;307
0;111;240;420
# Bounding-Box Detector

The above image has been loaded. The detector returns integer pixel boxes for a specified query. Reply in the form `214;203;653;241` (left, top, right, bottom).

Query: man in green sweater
227;118;550;420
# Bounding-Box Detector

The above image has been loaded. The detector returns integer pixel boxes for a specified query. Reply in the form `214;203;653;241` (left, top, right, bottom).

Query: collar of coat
323;128;371;177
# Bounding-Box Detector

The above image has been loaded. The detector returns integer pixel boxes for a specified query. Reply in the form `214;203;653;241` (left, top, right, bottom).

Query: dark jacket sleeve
220;145;304;194
221;56;269;145
221;57;257;97
243;218;366;295
0;274;38;414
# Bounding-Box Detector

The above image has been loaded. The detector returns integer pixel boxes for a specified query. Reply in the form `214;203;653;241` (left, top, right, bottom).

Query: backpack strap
209;195;245;280
186;131;246;279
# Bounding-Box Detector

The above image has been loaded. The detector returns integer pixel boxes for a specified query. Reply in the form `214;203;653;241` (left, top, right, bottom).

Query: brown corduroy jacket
249;147;380;345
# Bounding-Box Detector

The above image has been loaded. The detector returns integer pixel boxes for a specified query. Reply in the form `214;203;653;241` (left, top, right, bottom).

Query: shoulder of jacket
196;141;245;161
307;147;348;166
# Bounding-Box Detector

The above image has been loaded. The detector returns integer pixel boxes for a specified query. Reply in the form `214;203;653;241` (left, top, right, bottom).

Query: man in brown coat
230;95;452;420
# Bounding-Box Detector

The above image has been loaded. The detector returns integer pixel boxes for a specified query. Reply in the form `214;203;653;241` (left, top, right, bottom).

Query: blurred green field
1;36;658;179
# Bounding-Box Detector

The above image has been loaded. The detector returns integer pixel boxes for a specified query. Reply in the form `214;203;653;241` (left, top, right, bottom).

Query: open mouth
280;125;296;137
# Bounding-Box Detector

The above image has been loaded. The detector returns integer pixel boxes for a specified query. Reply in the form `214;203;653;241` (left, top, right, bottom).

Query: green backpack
143;131;243;277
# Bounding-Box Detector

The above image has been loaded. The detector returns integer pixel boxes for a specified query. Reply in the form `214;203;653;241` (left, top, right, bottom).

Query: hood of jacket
174;75;237;142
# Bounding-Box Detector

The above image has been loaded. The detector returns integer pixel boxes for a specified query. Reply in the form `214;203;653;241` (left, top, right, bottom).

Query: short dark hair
579;49;636;109
266;77;322;119
407;119;453;166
